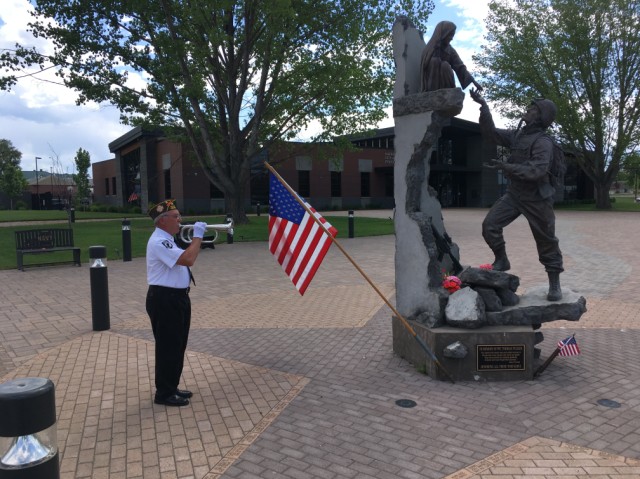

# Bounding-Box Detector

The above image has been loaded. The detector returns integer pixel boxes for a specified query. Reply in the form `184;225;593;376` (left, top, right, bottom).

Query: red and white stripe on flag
557;335;580;356
268;173;337;295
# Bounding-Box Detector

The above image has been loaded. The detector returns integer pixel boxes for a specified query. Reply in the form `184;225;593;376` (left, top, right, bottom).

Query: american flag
268;173;337;295
128;192;139;202
558;335;580;356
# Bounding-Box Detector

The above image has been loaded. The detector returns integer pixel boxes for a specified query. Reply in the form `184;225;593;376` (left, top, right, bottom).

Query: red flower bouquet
442;275;462;293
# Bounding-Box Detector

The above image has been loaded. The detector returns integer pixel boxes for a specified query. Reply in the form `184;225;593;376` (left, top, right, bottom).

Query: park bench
15;228;81;271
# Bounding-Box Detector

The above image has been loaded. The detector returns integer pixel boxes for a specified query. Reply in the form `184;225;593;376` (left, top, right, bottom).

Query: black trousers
146;286;191;399
482;192;564;273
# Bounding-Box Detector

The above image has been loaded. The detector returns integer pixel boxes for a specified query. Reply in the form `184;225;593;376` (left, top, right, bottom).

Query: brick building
92;119;591;214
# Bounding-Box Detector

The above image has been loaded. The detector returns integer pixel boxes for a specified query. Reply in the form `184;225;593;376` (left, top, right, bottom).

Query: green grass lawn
556;195;640;211
3;197;637;270
0;209;147;223
0;213;395;270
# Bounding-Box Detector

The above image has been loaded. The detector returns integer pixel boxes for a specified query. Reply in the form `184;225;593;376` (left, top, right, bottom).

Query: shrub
90;204;108;212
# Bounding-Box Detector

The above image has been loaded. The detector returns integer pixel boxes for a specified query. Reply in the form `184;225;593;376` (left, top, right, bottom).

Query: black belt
149;285;190;294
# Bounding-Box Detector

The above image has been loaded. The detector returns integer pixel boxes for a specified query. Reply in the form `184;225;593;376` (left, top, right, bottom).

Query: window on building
164;169;171;198
361;172;370;197
250;150;270;205
439;139;453;165
112;177;117;196
123;148;141;202
330;171;341;197
298;170;310;197
210;182;224;199
384;174;394;197
105;178;110;195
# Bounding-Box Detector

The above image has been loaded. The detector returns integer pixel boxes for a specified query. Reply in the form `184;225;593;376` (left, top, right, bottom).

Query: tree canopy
73;147;91;208
474;0;640;208
1;0;434;221
619;151;640;197
0;139;28;209
0;139;21;172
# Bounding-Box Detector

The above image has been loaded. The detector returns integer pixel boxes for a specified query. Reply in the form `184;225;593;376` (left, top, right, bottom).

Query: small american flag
268;173;337;295
558;335;580;357
128;192;139;202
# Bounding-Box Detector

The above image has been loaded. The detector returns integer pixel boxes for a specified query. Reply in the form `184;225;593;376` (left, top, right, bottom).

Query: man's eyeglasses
164;213;182;220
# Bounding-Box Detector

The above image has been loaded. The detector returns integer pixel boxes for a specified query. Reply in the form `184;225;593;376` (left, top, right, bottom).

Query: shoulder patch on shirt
161;240;173;249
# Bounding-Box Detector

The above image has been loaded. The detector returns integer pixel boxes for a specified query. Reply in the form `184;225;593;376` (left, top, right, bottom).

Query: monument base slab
392;318;536;381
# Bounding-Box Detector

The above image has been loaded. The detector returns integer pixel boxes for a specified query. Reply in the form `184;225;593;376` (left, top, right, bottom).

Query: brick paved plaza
1;209;639;478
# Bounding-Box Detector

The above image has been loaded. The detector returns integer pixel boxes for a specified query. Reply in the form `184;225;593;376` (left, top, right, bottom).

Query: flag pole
533;334;575;379
265;162;455;384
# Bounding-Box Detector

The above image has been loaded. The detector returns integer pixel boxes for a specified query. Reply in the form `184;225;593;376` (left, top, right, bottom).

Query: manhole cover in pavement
395;399;417;408
597;399;621;408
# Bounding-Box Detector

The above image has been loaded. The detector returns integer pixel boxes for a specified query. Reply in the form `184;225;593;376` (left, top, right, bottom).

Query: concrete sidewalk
1;209;639;478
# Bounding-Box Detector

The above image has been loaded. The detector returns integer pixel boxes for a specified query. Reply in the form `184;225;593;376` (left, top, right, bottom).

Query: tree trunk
594;183;612;209
225;185;249;224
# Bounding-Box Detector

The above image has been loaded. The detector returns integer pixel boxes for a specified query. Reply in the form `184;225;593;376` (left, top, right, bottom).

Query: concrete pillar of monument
392;16;464;324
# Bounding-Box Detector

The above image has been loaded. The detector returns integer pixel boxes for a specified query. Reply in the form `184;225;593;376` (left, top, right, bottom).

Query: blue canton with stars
269;174;306;224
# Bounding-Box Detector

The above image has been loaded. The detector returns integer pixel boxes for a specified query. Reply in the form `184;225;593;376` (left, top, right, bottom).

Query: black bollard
121;218;132;262
89;246;110;331
348;210;354;238
68;208;75;223
0;377;60;478
225;214;234;244
256;202;261;217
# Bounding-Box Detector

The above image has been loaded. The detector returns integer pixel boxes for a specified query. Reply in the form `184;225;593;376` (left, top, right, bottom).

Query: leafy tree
73;147;91;209
0;139;22;172
619;152;640;197
474;0;640;209
0;139;28;209
1;0;434;222
1;165;28;210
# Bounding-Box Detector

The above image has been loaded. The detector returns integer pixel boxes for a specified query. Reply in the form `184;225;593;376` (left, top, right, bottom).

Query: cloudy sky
0;0;492;175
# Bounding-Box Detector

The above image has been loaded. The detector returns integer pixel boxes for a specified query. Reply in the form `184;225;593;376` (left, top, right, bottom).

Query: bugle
179;222;234;244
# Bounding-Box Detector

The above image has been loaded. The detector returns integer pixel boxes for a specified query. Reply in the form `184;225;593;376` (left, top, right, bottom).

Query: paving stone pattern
1;209;639;478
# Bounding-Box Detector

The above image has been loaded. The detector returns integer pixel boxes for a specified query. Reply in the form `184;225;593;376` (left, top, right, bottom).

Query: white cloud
0;0;130;173
375;0;507;129
1;0;41;46
442;0;490;20
1;0;503;171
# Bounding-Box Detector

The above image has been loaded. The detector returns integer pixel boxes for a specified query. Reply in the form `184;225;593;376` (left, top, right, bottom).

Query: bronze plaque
476;344;526;371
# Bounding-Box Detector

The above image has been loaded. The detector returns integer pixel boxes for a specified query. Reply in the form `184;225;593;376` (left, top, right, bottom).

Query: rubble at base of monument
414;266;587;330
412;267;587;329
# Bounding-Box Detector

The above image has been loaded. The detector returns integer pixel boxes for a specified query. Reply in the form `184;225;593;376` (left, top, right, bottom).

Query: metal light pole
35;157;42;210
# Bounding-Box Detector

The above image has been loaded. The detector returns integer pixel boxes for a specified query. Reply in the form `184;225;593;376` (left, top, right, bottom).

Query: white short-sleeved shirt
146;228;190;288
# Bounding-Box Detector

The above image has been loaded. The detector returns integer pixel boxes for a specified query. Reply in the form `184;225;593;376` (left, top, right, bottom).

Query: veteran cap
148;199;177;221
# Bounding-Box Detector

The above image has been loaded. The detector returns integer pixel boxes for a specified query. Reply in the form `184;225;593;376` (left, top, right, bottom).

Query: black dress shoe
154;394;189;407
176;389;193;399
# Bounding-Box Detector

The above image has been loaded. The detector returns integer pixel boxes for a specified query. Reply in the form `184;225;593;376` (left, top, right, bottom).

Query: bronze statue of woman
421;21;482;93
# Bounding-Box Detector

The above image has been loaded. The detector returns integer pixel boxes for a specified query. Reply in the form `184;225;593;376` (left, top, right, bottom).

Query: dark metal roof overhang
108;126;164;153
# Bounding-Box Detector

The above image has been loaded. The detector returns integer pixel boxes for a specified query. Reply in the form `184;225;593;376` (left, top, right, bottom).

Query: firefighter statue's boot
547;271;562;301
491;247;511;272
